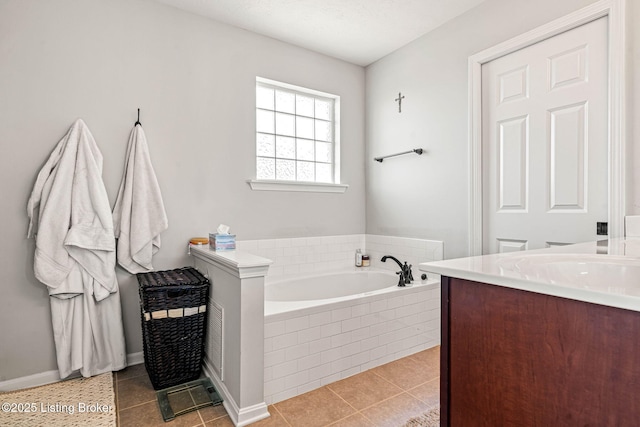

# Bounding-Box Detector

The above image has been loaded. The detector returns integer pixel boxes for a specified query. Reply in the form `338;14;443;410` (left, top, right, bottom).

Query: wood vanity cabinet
440;276;640;426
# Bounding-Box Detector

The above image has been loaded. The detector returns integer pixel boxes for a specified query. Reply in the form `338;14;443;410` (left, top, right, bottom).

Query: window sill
247;180;349;193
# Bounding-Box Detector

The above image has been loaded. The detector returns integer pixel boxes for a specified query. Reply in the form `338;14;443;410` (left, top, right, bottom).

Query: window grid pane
297;161;315;182
296;95;314;117
276;159;296;181
257;133;275;157
275;90;295;114
256;86;274;110
275;112;295;137
316;163;332;183
257;81;336;183
315;141;332;164
276;136;296;160
256;157;275;180
296;139;314;161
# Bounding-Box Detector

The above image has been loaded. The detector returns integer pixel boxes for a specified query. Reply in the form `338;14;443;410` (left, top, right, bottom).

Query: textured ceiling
153;0;485;66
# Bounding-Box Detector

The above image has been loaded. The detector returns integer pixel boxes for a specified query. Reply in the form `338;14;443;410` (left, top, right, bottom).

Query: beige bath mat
0;372;115;427
402;406;440;427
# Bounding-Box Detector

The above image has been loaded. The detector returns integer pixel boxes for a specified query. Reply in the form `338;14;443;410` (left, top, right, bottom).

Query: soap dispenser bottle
355;249;363;267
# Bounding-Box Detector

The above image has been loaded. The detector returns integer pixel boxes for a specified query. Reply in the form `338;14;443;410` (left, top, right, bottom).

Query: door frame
468;0;626;256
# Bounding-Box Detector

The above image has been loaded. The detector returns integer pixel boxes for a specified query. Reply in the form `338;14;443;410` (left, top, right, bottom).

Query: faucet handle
395;271;406;287
403;262;414;283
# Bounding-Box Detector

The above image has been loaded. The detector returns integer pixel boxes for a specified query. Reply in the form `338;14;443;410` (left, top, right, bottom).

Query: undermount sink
496;254;640;294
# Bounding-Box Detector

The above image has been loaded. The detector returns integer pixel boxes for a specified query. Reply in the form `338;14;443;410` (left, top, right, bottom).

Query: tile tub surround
236;234;365;278
232;234;444;404
236;234;444;280
263;283;441;404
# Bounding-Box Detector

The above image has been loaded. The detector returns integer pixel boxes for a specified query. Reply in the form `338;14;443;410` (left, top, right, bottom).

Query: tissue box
209;233;236;251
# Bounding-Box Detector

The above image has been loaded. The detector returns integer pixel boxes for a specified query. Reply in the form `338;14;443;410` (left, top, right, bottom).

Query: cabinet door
442;276;640;426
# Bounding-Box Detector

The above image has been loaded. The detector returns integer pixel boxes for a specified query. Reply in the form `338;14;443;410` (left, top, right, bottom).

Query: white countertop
189;245;273;278
418;238;640;312
189;244;272;269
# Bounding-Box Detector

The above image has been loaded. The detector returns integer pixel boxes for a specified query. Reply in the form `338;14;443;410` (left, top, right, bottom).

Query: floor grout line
324;373;410;425
201;408;229;423
410;376;440;400
405;389;434;407
370;368;413;391
269;403;293;427
370;359;440;392
407;375;439;389
356;390;407;412
356;409;377;426
114;376;120;427
195;403;206;426
272;401;295;427
116;372;147;383
325;383;359;411
117;397;158;413
369;369;407;391
326;409;377;427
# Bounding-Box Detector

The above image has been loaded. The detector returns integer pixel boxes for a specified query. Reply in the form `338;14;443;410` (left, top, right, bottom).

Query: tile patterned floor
115;346;440;427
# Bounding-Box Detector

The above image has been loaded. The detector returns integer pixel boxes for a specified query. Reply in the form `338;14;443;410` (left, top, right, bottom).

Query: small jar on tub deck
361;254;370;267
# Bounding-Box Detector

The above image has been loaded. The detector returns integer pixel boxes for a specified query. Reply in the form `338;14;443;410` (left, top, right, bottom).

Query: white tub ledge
190;245;272;427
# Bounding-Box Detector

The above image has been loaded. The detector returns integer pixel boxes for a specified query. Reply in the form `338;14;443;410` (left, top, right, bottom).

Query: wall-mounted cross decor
395;92;405;113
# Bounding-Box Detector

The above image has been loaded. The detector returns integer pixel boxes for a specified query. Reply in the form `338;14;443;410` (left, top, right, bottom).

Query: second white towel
112;125;168;274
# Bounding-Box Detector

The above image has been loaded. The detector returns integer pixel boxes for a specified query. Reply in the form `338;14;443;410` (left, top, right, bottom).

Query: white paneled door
482;17;608;254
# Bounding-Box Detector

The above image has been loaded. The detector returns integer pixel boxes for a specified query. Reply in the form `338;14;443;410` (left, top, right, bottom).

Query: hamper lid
137;267;208;289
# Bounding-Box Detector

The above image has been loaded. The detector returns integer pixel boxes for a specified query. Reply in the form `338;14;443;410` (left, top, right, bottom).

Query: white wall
630;0;640;214
0;0;365;381
364;0;631;260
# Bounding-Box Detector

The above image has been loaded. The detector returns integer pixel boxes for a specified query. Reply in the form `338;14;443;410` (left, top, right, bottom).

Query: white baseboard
0;369;70;392
126;351;144;366
0;351;145;392
202;358;270;427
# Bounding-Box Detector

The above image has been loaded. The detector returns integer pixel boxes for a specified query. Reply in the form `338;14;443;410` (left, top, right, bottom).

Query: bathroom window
254;77;342;189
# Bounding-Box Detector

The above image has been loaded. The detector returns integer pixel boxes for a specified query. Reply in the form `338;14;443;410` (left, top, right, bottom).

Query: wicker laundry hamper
137;267;210;390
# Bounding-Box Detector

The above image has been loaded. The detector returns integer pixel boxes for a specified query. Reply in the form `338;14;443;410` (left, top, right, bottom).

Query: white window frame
248;77;348;193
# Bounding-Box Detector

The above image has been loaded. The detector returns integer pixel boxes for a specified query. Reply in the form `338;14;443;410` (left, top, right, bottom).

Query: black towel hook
135;108;141;126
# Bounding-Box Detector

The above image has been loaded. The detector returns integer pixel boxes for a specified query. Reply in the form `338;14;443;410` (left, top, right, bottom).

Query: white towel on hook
112;124;168;274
